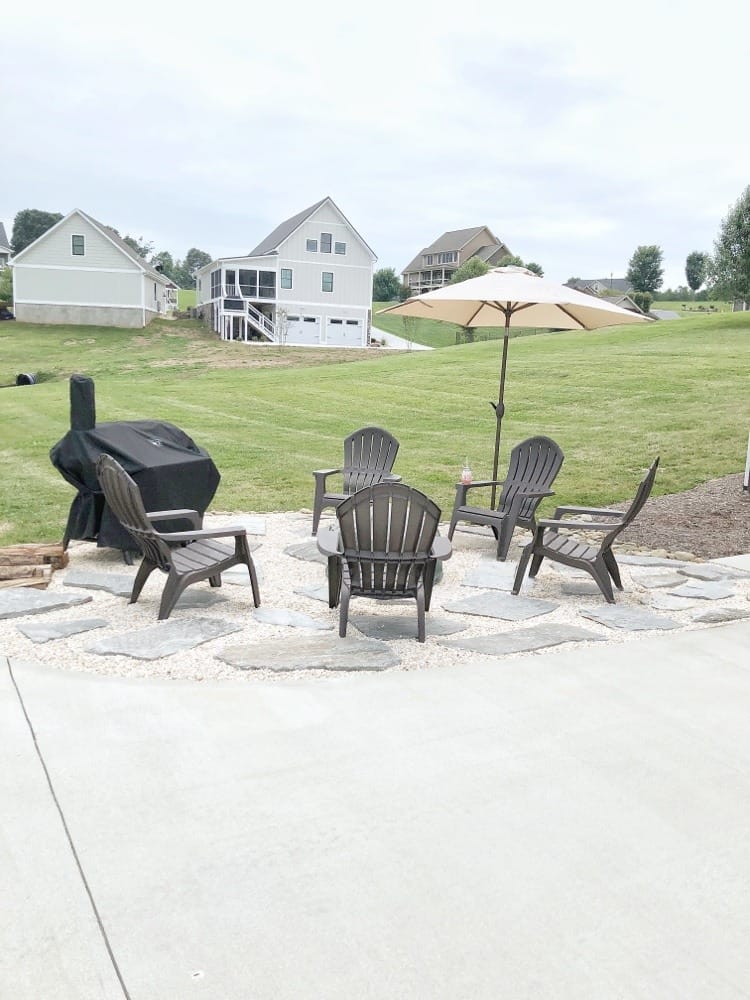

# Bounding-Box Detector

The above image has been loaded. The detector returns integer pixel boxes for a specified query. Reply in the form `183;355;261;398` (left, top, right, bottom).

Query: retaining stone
0;589;93;620
16;618;109;643
580;606;680;631
443;591;558;621
217;634;399;672
438;624;605;656
87;617;240;660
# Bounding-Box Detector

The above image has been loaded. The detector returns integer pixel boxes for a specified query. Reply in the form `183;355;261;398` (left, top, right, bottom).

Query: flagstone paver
580;606;680;631
284;541;328;565
16;618;109;643
223;564;265;586
350;614;468;641
691;607;750;624
171;590;228;610
462;561;530;591
438;623;605;656
560;579;607;596
443;591;558;621
252;608;332;630
217;635;398;672
0;589;93;620
669;581;735;601
87;618;241;660
618;555;691;568
63;570;136;597
630;572;687;589
233;516;266;535
294;585;330;603
649;593;704;611
677;564;750;582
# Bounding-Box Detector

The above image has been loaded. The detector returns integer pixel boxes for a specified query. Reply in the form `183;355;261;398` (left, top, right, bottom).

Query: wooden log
0;576;50;590
0;543;68;569
0;564;53;581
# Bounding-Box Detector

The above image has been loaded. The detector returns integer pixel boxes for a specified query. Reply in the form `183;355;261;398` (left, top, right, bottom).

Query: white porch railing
218;284;278;343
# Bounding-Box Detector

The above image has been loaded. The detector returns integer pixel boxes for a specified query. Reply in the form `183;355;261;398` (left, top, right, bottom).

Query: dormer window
71;234;85;256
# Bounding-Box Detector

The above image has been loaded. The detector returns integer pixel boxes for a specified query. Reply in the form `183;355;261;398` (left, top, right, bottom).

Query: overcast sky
3;0;748;289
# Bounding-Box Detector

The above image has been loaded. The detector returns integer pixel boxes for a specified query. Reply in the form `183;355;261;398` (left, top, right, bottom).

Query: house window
330;318;343;325
322;272;334;293
424;254;433;265
211;269;222;298
239;269;258;297
346;319;359;325
287;315;300;322
334;242;346;255
303;316;317;323
306;239;318;252
320;233;332;253
258;270;276;298
280;268;293;289
71;235;85;256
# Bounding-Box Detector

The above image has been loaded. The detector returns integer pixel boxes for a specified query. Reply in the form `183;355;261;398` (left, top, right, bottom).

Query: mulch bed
617;474;750;559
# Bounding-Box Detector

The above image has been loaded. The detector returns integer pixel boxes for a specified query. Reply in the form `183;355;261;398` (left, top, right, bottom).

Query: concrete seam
6;659;132;1000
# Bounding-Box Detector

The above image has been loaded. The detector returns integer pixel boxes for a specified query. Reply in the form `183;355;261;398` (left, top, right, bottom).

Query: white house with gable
195;197;376;347
11;209;172;327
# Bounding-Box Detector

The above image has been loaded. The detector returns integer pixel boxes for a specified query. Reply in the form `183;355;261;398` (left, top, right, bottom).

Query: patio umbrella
379;267;649;502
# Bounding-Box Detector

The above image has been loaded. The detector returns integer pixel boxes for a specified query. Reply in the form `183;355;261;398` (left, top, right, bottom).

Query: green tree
525;261;544;277
122;234;155;259
11;209;63;255
626;245;664;293
151;250;177;283
685;251;709;292
496;253;525;268
0;266;12;303
174;248;212;288
372;267;403;301
450;257;489;284
711;186;750;301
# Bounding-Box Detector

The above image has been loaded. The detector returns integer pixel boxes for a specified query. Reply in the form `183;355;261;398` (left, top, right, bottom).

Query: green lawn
177;289;197;310
1;313;749;545
372;302;549;348
655;300;731;315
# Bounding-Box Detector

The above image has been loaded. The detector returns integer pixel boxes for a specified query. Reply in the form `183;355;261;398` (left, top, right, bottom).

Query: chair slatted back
601;457;660;549
96;454;173;571
342;426;400;493
498;436;565;520
337;483;440;596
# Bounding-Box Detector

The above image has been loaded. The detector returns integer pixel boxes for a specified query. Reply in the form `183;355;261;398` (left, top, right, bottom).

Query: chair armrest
157;525;248;543
552;504;625;519
431;536;452;561
455;479;504;490
313;467;342;483
381;473;402;483
146;508;202;528
538;518;623;532
316;526;341;557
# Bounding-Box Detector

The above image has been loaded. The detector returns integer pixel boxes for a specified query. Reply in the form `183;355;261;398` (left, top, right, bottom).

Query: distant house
0;222;10;269
10;209;171;327
401;226;511;295
195;196;376;348
569;277;633;295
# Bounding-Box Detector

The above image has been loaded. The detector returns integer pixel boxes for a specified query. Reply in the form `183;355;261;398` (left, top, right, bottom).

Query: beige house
10;209;171;327
402;226;511;295
196;196;376;347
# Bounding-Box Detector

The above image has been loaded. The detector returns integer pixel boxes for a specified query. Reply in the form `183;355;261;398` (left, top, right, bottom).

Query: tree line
8;209;211;289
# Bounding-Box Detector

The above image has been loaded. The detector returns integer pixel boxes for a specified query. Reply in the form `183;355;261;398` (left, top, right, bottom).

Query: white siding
14;266;143;307
17;214;140;271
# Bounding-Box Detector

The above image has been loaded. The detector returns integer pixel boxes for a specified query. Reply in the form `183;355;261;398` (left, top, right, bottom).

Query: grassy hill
1;313;748;544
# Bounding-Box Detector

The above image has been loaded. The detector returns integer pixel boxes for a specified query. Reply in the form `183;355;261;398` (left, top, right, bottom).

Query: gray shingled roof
402;226;503;273
577;277;633;293
473;243;511;264
0;222;10;252
248;197;329;256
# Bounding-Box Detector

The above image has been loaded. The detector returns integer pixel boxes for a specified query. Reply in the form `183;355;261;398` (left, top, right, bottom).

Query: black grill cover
50;375;221;552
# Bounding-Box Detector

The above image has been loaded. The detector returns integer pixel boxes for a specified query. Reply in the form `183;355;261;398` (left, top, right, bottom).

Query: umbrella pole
490;314;511;506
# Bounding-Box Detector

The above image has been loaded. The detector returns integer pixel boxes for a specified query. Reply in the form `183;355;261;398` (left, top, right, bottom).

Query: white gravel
2;510;748;682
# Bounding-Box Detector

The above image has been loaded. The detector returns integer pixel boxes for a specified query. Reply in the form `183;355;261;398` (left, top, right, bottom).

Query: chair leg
529;552;545;578
237;536;261;607
158;573;188;620
602;548;623;590
495;516;512;561
130;558;156;604
339;582;351;637
312;480;326;536
208;574;222;588
416;585;426;643
512;543;534;595
423;561;435;611
588;558;615;603
447;510;459;541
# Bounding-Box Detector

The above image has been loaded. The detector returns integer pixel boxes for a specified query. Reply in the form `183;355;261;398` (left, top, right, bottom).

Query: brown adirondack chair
512;457;660;603
448;436;564;560
311;426;400;535
316;482;452;643
96;454;260;620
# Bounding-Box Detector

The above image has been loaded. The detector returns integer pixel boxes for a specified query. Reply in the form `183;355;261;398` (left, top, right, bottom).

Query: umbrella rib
555;304;587;329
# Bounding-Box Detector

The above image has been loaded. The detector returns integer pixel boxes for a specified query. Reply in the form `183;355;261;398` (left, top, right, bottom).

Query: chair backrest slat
96;454;173;571
602;458;660;548
342;427;399;493
500;436;564;520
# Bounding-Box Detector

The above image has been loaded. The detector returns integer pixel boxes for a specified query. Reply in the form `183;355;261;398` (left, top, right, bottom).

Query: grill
50;375;221;553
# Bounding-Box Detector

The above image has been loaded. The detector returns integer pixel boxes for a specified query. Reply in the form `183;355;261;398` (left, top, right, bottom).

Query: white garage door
326;318;362;346
286;315;320;345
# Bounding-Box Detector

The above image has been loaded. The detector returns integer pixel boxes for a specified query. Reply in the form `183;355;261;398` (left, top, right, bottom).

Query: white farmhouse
0;222;11;269
11;209;171;327
195;197;376;347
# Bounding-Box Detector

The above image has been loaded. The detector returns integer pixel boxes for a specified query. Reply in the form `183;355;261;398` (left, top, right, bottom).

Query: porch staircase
246;302;278;343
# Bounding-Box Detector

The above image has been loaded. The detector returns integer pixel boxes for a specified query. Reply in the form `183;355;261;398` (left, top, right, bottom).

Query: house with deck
401;226;511;295
10;209;171;327
195;197;376;347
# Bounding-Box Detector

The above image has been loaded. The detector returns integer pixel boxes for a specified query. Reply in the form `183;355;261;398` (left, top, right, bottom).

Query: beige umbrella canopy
379;267;649;495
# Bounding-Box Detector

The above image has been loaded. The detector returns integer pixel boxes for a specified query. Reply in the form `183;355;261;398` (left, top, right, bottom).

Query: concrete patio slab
4;621;750;1000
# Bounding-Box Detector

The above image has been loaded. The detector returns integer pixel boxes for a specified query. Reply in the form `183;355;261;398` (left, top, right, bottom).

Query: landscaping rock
438;624;605;656
443;591;558;621
16;618;109;643
0;589;93;620
87;617;240;660
217;635;398;672
691;607;750;624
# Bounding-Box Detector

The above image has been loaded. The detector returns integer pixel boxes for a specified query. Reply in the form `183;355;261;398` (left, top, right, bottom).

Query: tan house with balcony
401;226;511;295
